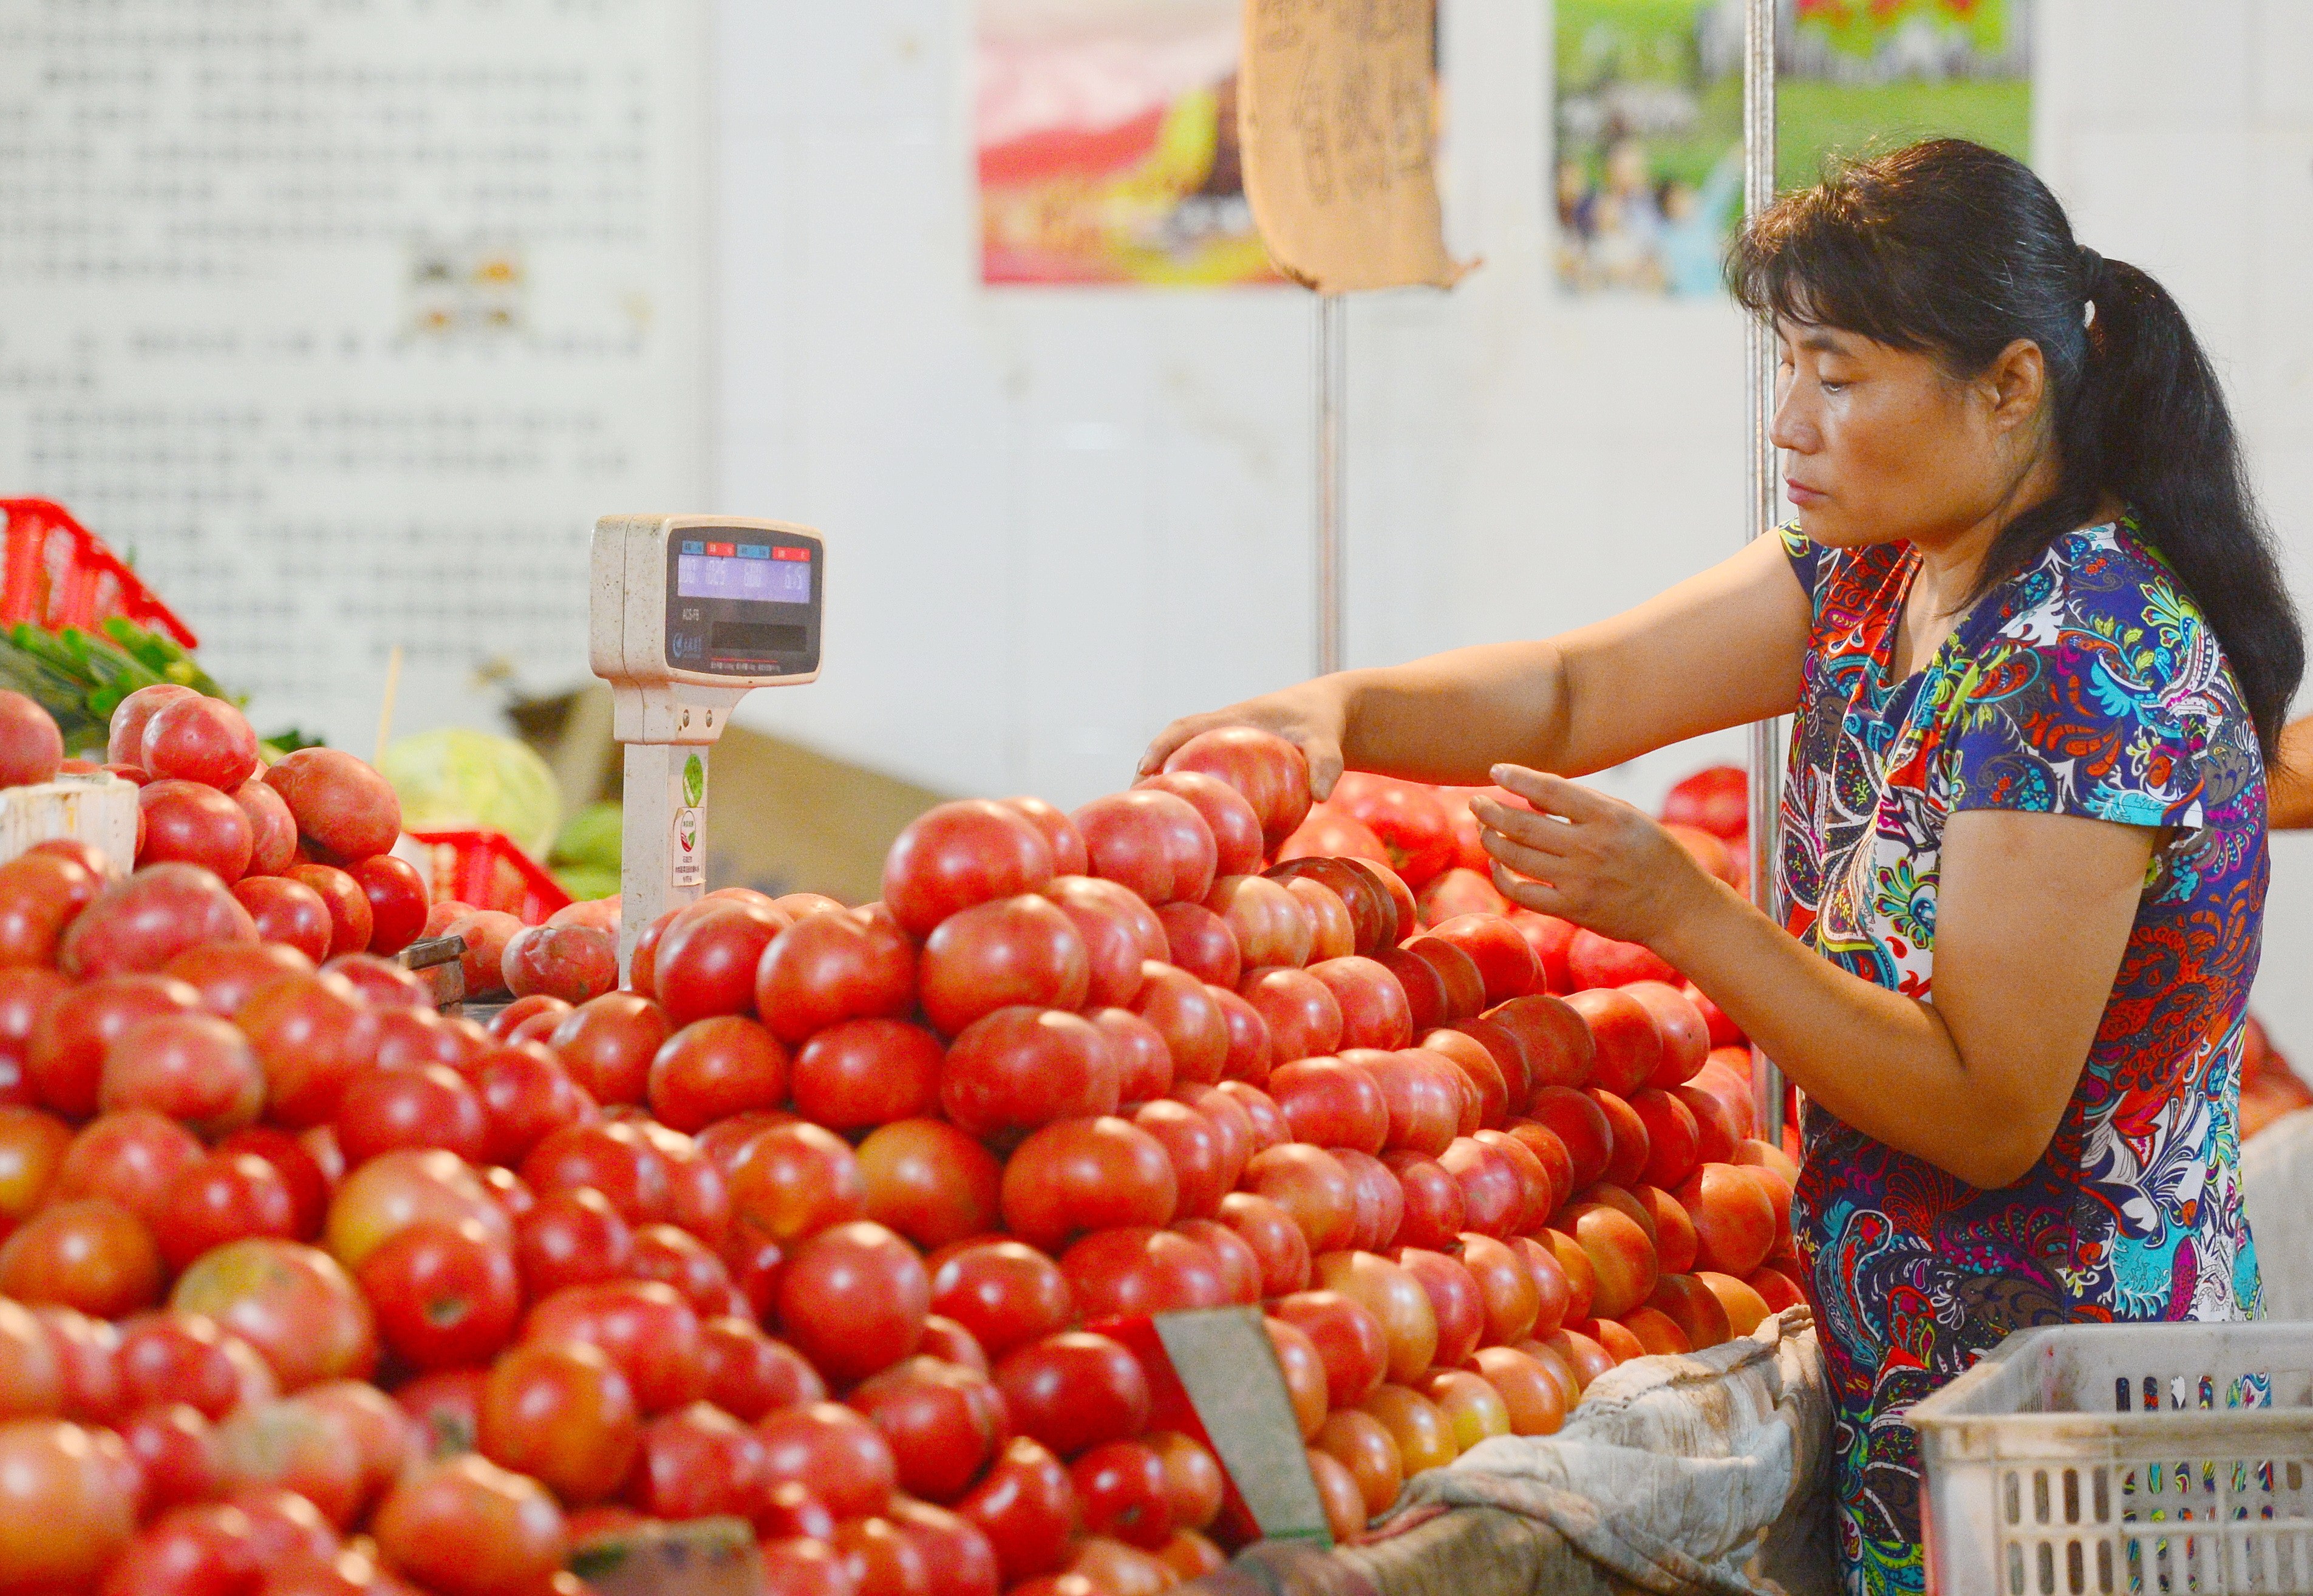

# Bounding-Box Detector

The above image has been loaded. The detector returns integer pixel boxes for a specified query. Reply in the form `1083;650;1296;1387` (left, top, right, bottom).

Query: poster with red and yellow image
977;0;1283;286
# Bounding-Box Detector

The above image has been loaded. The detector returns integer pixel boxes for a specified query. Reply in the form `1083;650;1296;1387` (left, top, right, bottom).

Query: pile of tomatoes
0;694;1804;1596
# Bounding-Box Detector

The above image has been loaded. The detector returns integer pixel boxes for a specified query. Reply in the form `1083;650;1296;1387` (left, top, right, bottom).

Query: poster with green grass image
1553;0;2031;296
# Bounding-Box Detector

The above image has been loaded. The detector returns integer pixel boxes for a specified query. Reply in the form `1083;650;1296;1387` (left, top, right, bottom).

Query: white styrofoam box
0;775;139;877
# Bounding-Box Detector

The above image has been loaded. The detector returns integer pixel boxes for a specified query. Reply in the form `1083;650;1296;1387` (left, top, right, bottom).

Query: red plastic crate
0;499;197;648
408;828;573;926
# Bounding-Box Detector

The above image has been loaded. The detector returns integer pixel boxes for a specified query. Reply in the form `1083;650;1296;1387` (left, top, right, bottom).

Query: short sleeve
1941;552;2210;832
1779;523;1824;614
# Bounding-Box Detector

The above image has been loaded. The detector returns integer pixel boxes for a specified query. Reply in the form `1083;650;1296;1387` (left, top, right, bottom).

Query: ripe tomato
1127;964;1227;1086
652;901;786;1025
370;1455;565;1596
1037;878;1151;1009
170;1238;378;1392
831;1515;931;1596
0;1107;66;1229
114;1312;278;1419
882;801;1056;938
233;779;299;878
0;1419;139;1589
1134;772;1263;879
629;1400;768;1521
625;1223;735;1315
759;1535;853;1596
324;952;427;1009
847;1356;1007;1504
954;1436;1074;1581
727;1121;865;1243
521;1280;702;1415
28;1305;120;1422
1162;727;1312;851
791;1019;944;1130
227;875;335;963
333;1063;488;1166
471;1042;594;1167
1146;1432;1224;1532
1086;1009;1170;1106
757;1402;897;1520
500;926;618;1005
1211;987;1275;1087
397;1366;487;1461
0;853;98;969
698;1315;824;1422
285;866;371;958
856;1119;1001;1252
1154;902;1239;989
889;1499;1001;1596
547;994;673;1107
1058;1227;1228;1320
338;856;426;957
141;695;260;790
774;1222;930;1385
138;779;256;879
990;1333;1150;1459
0;692;63;789
998;1117;1177;1252
325;1147;511;1272
0;969;70;1105
158;1150;300;1271
117;1403;222;1514
938;1007;1120;1143
61;863;253;978
475;1340;639;1509
513;1187;632;1301
165;941;311;1020
520;1120;670;1226
263;751;401;865
755;906;918;1044
237;971;381;1129
358;1219;520;1369
917;896;1090;1038
646;1015;788;1133
0;1198;163;1317
928;1241;1074;1362
1071;791;1216;907
27;971;202;1117
1070;1441;1173;1550
1171;1218;1262;1306
1269;1291;1388;1408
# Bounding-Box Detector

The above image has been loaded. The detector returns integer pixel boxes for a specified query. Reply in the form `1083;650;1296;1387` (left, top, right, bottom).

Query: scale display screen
676;542;812;603
662;529;820;679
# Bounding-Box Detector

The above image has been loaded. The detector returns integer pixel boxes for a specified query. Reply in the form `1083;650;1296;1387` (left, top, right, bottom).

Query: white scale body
588;513;825;972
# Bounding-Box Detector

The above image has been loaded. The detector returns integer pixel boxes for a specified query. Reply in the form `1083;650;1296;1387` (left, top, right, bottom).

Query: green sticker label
683;752;706;807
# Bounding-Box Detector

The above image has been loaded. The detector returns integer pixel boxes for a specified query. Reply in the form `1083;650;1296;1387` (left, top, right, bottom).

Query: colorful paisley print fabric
1776;519;2266;1596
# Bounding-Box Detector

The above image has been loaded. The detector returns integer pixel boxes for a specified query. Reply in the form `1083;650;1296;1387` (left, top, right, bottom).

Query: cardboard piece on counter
1102;1306;1331;1546
570;1517;763;1596
1238;0;1471;293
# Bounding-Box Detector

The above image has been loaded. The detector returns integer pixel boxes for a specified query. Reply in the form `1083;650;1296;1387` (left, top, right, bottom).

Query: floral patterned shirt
1777;519;2267;1596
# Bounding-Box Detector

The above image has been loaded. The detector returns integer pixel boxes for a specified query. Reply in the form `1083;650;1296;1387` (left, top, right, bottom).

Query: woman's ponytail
1731;140;2303;759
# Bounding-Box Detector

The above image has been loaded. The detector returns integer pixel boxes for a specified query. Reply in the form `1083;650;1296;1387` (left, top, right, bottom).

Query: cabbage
553;802;624;873
381;728;562;860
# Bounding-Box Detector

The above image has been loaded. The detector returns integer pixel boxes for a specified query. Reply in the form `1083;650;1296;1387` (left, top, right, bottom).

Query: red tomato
1070;1441;1173;1550
996;798;1087;876
0;1198;163;1317
757;1402;897;1520
46;1111;194;1231
1210;986;1273;1086
28;972;202;1117
917;896;1089;1038
237;971;382;1130
0;854;98;972
0;692;63;789
513;1187;632;1302
1238;967;1342;1065
954;1436;1074;1581
928;1241;1074;1363
938;1007;1119;1143
521;1280;701;1414
441;912;522;997
157;1150;300;1270
755;905;917;1044
0;1420;140;1589
472;1043;594;1168
624;908;677;998
847;1355;1008;1504
114;1312;277;1420
1179;1210;1278;1303
99;1011;263;1137
228;876;333;963
697;1315;823;1422
1089;1009;1173;1106
288;867;372;959
856;1119;1003;1252
138;780;255;879
334;1063;488;1165
1661;765;1747;841
1059;1227;1228;1320
1128;1099;1224;1219
774;1223;929;1385
166;940;313;1020
547;994;674;1107
998;1117;1176;1253
141;696;260;791
792;1019;944;1130
629;1400;768;1521
1134;772;1263;879
1162;727;1312;851
625;1223;734;1315
371;1455;565;1596
475;1340;638;1506
1037;878;1151;1009
882;801;1056;939
727;1122;864;1244
759;1536;854;1596
500;926;618;1005
888;1499;1001;1596
169;1239;378;1393
1270;1291;1389;1409
990;1332;1150;1458
649;901;786;1025
344;856;429;957
520;1120;670;1226
0;969;71;1104
831;1516;930;1596
1126;963;1227;1086
233;780;299;878
1072;790;1216;907
1216;1197;1315;1302
357;1220;519;1370
646;1015;788;1132
117;1403;222;1515
1153;902;1239;989
262;751;400;865
27;1305;120;1422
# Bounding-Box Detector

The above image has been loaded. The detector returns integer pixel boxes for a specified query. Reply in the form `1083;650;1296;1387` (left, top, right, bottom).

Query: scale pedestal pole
617;740;714;975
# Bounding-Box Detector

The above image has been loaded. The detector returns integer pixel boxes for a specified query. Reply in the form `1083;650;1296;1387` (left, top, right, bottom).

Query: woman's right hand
1138;678;1353;800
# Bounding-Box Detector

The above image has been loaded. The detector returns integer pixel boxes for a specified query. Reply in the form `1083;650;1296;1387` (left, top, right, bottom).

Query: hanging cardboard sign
1238;0;1471;292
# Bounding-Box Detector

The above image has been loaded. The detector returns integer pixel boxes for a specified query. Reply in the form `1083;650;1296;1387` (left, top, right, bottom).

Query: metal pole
1315;293;1347;677
1743;0;1787;1147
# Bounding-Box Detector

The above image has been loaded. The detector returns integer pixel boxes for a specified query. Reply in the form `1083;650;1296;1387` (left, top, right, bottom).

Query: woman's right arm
1141;533;1814;796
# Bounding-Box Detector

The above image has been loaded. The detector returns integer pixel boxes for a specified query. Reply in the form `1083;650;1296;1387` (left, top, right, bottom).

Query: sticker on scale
670;752;706;886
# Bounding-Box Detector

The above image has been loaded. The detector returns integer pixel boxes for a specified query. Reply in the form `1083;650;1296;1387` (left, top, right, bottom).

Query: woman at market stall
1142;139;2303;1596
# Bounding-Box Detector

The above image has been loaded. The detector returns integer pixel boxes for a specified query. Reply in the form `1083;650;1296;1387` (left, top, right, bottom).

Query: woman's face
1771;317;2050;551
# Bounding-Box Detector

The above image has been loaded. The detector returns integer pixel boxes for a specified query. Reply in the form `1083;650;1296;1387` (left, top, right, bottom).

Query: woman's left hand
1471;765;1726;950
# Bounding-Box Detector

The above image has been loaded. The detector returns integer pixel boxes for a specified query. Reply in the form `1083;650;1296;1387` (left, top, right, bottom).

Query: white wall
709;1;2313;1061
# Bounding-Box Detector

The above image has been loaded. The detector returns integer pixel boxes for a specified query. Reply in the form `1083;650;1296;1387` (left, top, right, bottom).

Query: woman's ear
1983;338;2048;434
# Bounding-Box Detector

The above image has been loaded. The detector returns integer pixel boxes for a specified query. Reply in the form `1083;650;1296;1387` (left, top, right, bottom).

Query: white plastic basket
1910;1321;2313;1596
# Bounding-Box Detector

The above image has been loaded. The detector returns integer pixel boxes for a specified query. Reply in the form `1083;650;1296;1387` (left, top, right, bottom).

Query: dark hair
1728;138;2303;757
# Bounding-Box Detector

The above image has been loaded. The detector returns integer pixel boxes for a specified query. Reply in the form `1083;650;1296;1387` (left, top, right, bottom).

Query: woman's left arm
1475;771;2152;1189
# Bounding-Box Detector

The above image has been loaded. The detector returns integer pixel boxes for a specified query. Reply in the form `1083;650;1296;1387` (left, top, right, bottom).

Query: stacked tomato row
0;703;1803;1596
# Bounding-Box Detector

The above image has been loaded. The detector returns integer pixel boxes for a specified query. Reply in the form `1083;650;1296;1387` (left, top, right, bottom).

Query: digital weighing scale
589;513;825;972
